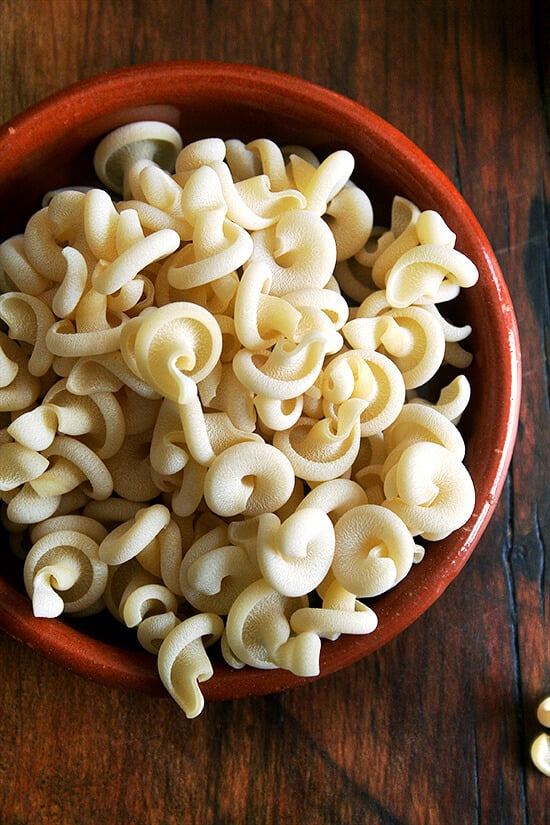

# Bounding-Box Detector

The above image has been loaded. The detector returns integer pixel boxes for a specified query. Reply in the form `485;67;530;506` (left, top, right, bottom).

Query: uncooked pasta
0;121;480;717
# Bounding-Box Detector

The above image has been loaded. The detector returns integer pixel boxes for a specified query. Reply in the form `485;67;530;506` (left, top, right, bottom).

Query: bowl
0;61;521;702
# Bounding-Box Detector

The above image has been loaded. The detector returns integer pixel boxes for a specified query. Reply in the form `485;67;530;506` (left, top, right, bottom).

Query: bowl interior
0;63;521;700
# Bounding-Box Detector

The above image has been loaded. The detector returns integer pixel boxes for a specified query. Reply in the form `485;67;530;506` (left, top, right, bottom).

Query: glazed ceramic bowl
0;62;521;701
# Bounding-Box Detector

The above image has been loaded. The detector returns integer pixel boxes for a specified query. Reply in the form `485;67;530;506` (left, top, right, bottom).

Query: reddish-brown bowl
0;62;521;701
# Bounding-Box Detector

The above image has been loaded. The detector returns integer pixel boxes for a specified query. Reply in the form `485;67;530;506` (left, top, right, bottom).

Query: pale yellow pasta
0;292;55;377
253;394;304;432
255;508;335;597
0;442;49;492
92;228;180;295
224;139;262;182
291;577;378;640
410;375;471;423
296;478;368;522
246;139;293;191
157;612;225;719
93;120;183;197
126;302;223;406
98;503;171;565
325;184;374;261
179;523;259;614
530;734;550;777
232;332;330;400
0;235;52;296
250;209;336;295
122;581;179;630
30;514;108;545
537;696;550;728
385;245;479;308
371;196;420;289
23;529;108;617
288;149;354;215
233;261;301;350
383;441;475;540
225;578;319;676
33;435;113;501
332;503;415;597
0;126;482;719
203;441;295;517
272;401;364;483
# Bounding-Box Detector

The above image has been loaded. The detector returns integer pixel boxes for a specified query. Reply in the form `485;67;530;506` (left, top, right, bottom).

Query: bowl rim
0;60;522;701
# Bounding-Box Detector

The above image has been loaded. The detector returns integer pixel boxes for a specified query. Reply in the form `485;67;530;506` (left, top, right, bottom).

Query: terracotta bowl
0;62;521;701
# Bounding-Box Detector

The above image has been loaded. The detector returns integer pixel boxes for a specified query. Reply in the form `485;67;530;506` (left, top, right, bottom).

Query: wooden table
0;1;548;823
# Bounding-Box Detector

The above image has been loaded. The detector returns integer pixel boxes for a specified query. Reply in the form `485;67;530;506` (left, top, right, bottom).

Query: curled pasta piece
179;523;259;614
0;235;51;296
290;150;355;214
91;228;180;295
291;577;378;640
531;734;550;777
203;442;295;518
322;350;405;436
93;120;183;196
30;514;108;545
157;612;225;719
232;332;330;400
284;287;350;332
272;402;364;483
325;184;374;261
343;306;446;390
256;508;335;597
5;483;61;524
23;529;108;617
254;394;303;432
233;261;301;350
411;375;471;423
199;361;256;433
415;210;456;247
371;196;421;289
225;578;320;676
250;209;337;295
98;503;171;565
383;403;466;473
0;334;41;411
246;139;293;190
296;478;368;522
31;435;113;501
66;351;158;398
126;302;223;405
0;442;49;492
0;292;55;376
150;398;189;476
224;138;262;181
537;696;550;728
122;581;179;629
332;504;415;597
385;245;479;308
382;441;475;540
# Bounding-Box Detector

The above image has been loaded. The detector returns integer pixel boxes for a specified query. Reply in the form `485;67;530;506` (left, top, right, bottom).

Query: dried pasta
0;122;479;717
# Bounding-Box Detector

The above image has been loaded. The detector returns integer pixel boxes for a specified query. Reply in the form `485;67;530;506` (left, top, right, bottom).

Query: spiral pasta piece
256;508;335;597
157;612;225;719
180;523;259;614
250;209;337;296
203;442;295;517
382;441;475;541
98;503;171;565
291;577;378;640
332;504;415;597
126;302;223;405
23;529;108;617
225;578;318;675
0;292;55;376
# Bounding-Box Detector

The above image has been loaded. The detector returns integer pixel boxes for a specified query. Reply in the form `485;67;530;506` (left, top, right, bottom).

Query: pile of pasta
0;122;478;717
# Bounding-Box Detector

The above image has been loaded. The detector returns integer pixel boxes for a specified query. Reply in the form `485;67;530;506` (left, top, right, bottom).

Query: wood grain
0;1;548;823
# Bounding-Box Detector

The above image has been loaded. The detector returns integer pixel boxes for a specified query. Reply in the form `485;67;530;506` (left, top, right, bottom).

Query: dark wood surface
0;1;548;823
